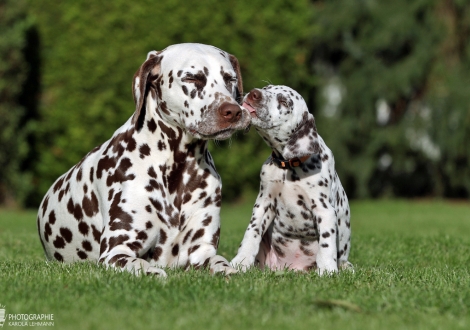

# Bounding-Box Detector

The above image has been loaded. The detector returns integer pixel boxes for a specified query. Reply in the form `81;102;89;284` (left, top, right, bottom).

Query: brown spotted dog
231;85;352;275
37;43;251;277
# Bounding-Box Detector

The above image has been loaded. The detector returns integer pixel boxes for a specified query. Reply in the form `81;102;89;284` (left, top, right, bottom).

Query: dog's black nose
219;102;242;123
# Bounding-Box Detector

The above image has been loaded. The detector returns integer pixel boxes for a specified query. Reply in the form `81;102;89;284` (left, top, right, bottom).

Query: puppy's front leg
231;192;274;271
314;201;339;275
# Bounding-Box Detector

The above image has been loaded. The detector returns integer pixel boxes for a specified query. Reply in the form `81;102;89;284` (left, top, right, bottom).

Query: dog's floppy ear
228;54;243;104
282;112;321;159
132;50;163;128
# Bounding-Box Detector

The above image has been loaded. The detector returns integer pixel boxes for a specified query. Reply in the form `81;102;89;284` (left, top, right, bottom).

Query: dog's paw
231;264;251;273
316;261;338;276
210;255;238;275
210;262;238;276
230;255;254;272
145;266;168;277
131;264;167;277
339;261;354;273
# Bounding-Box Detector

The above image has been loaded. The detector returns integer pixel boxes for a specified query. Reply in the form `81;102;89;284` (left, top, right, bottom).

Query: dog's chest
259;178;321;271
268;179;318;240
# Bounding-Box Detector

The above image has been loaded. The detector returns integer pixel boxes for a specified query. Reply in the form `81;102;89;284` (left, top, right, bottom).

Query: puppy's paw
230;255;254;272
339;261;354;273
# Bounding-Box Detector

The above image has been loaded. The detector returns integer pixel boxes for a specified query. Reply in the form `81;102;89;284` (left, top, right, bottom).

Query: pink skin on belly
256;235;319;271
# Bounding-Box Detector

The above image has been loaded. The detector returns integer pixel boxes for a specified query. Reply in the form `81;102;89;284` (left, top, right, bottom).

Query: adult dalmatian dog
231;85;352;275
37;43;251;277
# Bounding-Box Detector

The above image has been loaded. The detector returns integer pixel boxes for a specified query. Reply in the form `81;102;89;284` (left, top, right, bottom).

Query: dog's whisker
261;79;273;86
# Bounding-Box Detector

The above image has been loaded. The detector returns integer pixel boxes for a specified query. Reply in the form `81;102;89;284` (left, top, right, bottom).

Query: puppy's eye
280;100;289;108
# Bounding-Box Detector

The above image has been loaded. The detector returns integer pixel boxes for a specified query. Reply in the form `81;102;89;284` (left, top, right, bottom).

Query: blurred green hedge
21;0;315;206
1;0;469;207
309;0;470;198
0;0;33;206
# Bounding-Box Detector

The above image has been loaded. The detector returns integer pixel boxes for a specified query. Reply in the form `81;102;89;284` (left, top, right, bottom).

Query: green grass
1;200;469;329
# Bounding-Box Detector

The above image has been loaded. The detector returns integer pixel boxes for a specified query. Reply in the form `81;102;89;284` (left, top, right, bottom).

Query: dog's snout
218;102;242;123
249;89;262;101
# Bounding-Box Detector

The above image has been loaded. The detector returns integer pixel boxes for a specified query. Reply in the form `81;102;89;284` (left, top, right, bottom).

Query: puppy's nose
249;89;262;101
218;102;242;123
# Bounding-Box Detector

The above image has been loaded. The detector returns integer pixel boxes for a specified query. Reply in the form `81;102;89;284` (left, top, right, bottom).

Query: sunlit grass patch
0;200;469;329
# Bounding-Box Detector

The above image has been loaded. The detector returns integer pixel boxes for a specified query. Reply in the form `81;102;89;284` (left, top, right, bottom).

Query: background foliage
1;0;469;207
0;0;34;206
309;0;470;199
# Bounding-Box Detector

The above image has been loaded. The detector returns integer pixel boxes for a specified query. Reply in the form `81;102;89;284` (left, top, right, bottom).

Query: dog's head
242;85;320;159
132;43;251;140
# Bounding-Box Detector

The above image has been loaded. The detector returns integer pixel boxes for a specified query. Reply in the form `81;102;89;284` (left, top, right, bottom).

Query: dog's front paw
339;261;354;272
214;265;238;276
230;255;255;272
316;259;338;276
131;264;168;277
145;266;168;277
317;267;338;276
209;255;238;275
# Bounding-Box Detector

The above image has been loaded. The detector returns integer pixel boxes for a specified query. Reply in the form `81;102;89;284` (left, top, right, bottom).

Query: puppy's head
242;85;320;159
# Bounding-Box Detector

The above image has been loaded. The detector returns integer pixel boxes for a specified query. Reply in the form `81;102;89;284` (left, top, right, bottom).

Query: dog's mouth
189;127;238;140
242;101;257;118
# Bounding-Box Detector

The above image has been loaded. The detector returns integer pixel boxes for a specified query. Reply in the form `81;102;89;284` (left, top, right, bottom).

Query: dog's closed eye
277;94;290;109
223;73;237;84
182;73;206;83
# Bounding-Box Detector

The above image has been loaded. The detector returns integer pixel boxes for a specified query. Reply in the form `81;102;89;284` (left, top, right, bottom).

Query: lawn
0;200;469;330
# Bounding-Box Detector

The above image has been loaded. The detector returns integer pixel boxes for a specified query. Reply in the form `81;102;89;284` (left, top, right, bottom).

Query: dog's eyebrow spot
276;93;288;102
182;72;206;82
182;71;207;92
276;93;292;109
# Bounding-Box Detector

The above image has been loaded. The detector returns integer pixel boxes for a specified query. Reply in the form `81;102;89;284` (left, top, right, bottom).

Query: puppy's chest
268;180;319;240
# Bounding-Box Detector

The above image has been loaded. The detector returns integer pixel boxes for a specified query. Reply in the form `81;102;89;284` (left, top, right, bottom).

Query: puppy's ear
132;51;163;129
282;112;321;159
228;54;243;104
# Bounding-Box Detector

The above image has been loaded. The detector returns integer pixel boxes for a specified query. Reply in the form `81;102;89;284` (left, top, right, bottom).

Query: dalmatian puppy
37;43;251;277
231;85;352;275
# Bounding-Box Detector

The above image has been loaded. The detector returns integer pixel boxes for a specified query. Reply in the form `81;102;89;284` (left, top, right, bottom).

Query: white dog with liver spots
37;43;251;277
231;85;352;275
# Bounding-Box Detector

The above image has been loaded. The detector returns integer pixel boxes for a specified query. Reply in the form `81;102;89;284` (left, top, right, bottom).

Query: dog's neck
255;128;287;157
133;97;208;160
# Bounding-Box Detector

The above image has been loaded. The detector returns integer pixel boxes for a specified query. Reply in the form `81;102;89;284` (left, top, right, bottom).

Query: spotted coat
231;85;352;275
37;43;251;276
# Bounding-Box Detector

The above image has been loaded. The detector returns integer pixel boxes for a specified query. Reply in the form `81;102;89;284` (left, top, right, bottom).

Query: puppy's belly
257;231;319;271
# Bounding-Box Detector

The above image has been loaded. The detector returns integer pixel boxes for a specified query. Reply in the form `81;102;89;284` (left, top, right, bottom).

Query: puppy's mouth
242;101;257;118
